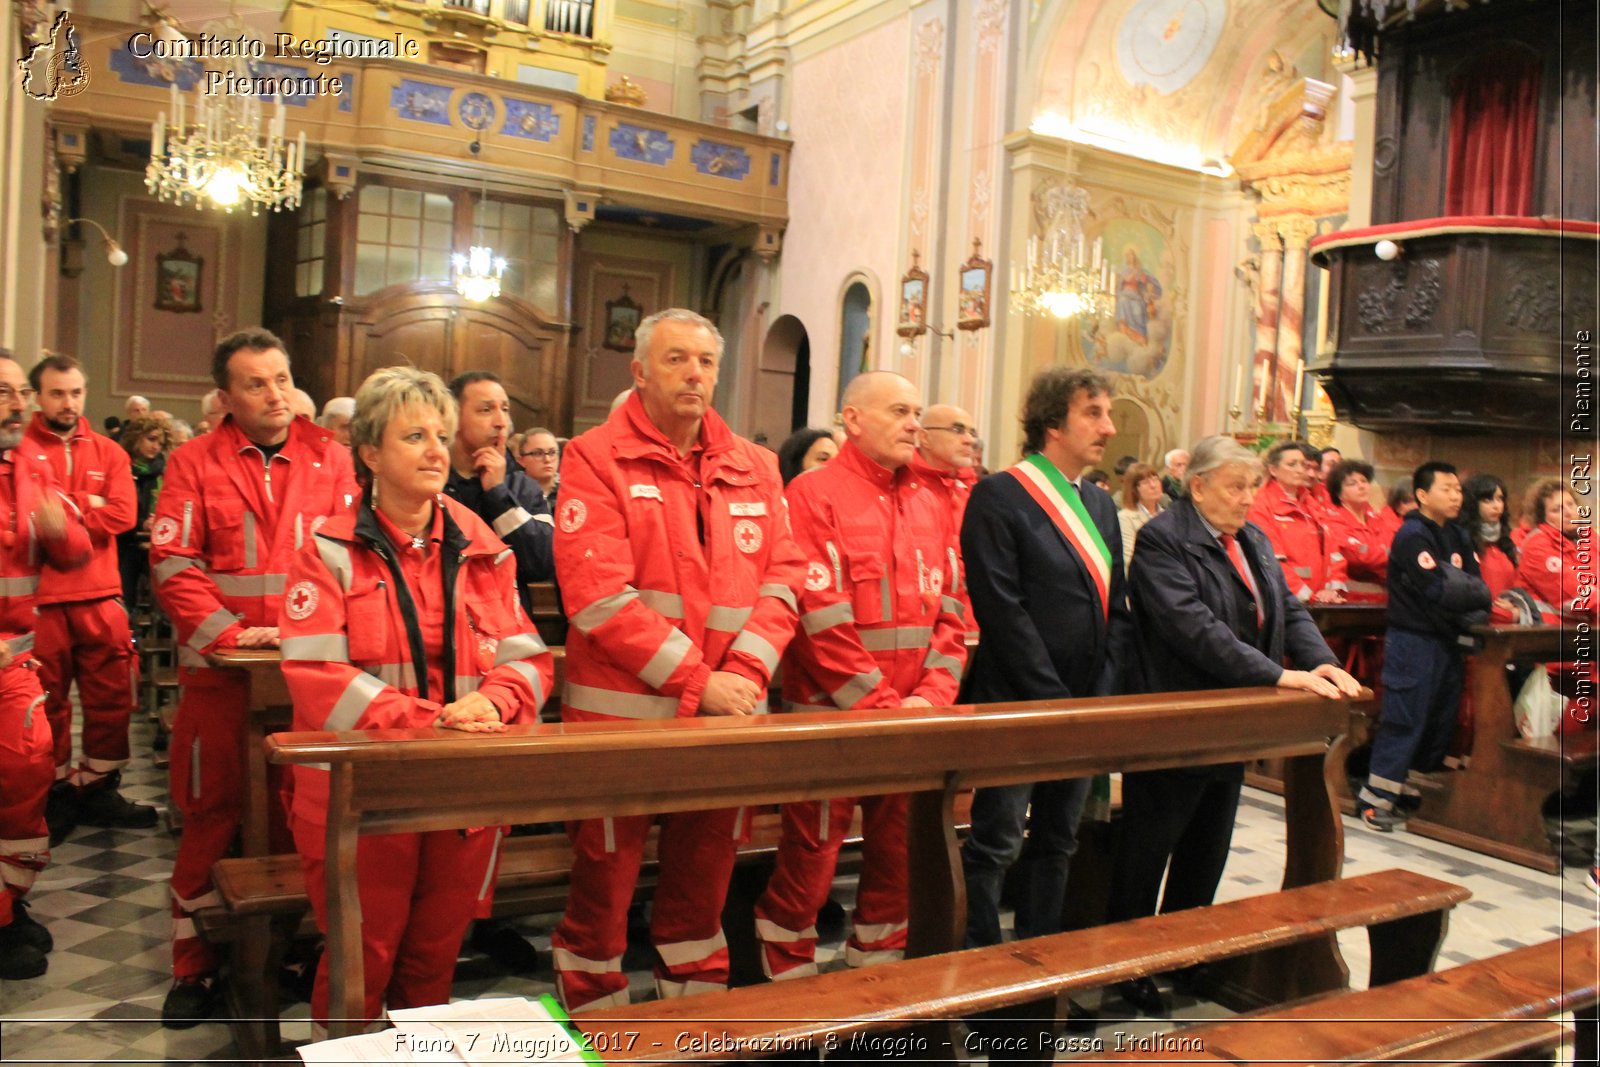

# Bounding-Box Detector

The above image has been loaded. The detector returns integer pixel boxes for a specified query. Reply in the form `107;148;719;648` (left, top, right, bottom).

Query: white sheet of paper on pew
297;997;602;1065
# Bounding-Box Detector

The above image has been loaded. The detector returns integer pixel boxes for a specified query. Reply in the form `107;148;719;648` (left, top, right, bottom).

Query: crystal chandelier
147;74;305;214
452;245;508;302
1010;183;1113;320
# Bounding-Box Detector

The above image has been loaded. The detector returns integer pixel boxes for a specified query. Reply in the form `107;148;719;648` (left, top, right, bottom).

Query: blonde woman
1117;462;1164;569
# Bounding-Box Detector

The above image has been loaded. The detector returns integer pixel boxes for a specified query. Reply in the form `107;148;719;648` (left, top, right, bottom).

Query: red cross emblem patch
285;580;319;621
733;519;762;554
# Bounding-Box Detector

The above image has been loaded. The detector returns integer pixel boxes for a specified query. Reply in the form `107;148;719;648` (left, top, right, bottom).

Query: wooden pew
572;868;1469;1062
266;687;1362;1039
1402;624;1596;873
1095;927;1598;1065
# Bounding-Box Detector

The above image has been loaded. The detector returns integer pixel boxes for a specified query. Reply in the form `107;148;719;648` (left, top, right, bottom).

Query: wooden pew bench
266;686;1364;1049
573;868;1470;1063
1095;927;1598;1065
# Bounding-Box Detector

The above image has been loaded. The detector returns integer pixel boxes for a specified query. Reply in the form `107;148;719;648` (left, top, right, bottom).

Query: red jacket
1247;479;1349;600
24;414;135;604
279;494;553;824
1517;525;1596;617
1370;505;1405;549
906;452;976;629
0;447;90;645
1324;502;1389;592
782;440;966;712
1479;543;1519;602
554;393;805;721
150;416;358;673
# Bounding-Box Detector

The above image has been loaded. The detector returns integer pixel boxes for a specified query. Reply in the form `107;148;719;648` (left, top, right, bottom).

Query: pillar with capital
1250;221;1285;422
1273;215;1319;426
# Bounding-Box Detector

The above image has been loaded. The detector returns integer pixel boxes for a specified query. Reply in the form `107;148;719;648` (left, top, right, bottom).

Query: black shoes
1116;975;1170;1016
76;779;158;830
469;919;540;973
0;921;48;980
45;781;77;846
161;973;223;1029
1360;804;1406;832
10;899;52;954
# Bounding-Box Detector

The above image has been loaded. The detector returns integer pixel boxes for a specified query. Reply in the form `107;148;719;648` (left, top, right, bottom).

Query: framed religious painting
154;235;203;314
956;239;991;331
603;286;643;351
897;252;929;337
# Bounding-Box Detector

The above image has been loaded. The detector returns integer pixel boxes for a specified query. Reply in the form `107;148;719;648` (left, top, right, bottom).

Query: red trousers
294;818;499;1026
36;598;137;786
754;794;909;979
0;663;50;928
552;808;741;1011
168;669;291;978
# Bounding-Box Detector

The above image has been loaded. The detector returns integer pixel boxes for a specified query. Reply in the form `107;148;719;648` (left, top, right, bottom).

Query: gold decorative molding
605;76;647;107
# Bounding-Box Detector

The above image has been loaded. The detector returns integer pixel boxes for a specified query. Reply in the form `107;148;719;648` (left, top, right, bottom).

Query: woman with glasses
516;427;562;503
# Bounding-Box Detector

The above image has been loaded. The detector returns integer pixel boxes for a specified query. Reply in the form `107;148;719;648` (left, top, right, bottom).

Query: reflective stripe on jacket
0;448;90;641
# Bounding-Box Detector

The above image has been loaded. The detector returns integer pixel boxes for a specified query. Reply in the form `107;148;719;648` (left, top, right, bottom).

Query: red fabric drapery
1445;49;1541;216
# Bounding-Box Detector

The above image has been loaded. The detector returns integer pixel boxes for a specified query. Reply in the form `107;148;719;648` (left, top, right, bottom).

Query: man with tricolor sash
754;370;967;980
957;367;1134;975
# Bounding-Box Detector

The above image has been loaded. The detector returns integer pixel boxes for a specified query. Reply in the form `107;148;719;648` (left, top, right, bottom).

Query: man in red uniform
754;370;967;980
0;351;90;979
23;355;148;841
150;329;357;1026
1247;440;1347;603
909;402;978;628
551;308;805;1011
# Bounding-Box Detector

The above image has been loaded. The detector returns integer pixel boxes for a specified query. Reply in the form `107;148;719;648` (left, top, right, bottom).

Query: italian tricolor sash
1006;453;1113;619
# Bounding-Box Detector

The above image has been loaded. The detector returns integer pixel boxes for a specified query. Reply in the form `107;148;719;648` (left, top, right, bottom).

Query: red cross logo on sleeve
285;580;319;621
733;518;762;554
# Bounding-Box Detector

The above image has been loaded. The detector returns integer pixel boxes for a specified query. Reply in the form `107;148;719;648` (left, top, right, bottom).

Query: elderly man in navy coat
959;367;1135;954
1108;434;1359;1016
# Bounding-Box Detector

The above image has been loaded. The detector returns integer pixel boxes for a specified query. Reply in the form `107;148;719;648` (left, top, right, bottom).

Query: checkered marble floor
1;714;1594;1064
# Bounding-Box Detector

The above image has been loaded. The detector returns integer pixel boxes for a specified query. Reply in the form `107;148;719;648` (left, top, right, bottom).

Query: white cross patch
285;580;319;621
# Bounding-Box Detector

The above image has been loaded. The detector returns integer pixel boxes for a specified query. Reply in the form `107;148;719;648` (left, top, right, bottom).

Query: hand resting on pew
436;691;507;733
1278;662;1361;699
700;670;762;715
231;625;280;649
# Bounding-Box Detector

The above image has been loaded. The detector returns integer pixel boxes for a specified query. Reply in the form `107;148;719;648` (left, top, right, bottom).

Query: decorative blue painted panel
581;115;596;152
338;72;354;112
502;99;560;142
690;140;750;180
458;91;496;130
390;79;453;125
769;152;782;186
609;122;673;165
250;61;315;105
108;50;202;90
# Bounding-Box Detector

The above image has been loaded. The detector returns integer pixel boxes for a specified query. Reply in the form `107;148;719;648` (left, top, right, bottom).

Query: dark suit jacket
959;466;1134;702
1129;497;1336;695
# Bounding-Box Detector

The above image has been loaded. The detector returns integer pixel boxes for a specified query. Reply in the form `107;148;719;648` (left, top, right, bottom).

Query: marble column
1250;221;1285;422
1274;216;1319;428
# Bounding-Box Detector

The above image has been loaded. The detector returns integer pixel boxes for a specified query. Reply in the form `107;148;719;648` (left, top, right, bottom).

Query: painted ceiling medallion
1116;0;1226;94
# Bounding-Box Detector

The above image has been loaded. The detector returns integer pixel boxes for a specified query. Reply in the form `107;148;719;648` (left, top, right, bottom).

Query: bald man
754;371;968;980
910;402;979;628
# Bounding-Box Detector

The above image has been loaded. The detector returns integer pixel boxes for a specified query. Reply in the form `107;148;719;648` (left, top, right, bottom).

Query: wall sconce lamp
65;218;129;266
899;324;954;357
1374;238;1403;262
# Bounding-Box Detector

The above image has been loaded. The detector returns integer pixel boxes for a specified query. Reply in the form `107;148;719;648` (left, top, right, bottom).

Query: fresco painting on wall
1078;218;1174;379
897;255;928;337
956;239;991;331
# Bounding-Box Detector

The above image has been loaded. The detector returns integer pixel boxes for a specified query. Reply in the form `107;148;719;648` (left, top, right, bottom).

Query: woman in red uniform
1517;479;1596;618
1463;473;1519;603
1324;460;1389;596
279;367;553;1028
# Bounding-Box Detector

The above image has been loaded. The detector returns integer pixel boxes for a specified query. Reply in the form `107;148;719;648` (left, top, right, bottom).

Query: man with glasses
517;427;561;504
909;404;979;628
0;351;90;980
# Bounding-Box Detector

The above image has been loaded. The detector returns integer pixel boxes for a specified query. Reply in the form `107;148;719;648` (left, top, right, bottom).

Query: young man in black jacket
1357;461;1491;831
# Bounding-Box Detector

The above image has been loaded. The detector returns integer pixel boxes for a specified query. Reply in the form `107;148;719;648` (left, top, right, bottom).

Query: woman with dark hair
1325;459;1389;591
116;416;173;606
1462;473;1518;601
776;427;838;485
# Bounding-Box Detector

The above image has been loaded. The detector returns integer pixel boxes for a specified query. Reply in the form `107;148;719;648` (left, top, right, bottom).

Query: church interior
0;0;1596;1061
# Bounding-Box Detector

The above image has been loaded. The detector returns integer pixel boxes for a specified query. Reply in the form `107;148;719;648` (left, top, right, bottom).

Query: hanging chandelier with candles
452;244;508;303
146;55;305;214
1010;183;1114;320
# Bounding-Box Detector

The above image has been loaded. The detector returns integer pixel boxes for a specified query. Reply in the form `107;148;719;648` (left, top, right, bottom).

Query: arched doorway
1107;397;1152;481
757;314;810;446
835;280;872;413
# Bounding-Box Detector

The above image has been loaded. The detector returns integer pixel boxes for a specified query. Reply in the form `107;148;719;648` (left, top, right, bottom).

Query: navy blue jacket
959;467;1134;702
1387;511;1490;639
444;449;554;610
1128;498;1336;694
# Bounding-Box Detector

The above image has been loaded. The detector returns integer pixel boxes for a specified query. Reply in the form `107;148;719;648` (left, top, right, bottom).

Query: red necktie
1221;532;1264;624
